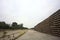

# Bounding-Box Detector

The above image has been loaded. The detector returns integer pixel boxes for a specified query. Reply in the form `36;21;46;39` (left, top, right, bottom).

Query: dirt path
16;30;60;40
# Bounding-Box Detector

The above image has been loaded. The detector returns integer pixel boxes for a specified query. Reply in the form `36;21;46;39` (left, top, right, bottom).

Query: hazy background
0;0;60;28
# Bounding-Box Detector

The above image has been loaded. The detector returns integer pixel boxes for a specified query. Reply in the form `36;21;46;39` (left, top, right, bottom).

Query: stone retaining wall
34;9;60;37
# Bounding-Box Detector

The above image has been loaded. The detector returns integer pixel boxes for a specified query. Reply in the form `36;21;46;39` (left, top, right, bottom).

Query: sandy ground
0;30;22;37
0;30;27;40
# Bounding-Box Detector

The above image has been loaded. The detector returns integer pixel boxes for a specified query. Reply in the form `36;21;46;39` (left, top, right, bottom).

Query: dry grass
0;29;28;40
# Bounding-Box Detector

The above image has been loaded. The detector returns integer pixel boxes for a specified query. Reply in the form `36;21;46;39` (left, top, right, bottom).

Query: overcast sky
0;0;60;28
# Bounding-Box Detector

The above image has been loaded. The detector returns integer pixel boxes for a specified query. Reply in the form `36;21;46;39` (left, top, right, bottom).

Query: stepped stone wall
34;9;60;37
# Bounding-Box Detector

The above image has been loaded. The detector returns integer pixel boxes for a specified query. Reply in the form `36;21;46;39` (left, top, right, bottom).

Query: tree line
0;22;28;29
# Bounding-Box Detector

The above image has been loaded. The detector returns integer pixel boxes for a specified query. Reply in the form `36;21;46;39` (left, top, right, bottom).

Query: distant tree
18;24;28;29
5;24;9;29
12;22;17;26
20;24;23;28
0;21;28;29
30;28;34;29
11;22;18;29
0;22;9;29
22;27;28;29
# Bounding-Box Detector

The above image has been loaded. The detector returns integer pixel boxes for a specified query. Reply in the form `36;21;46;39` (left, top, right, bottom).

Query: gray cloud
0;0;60;28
